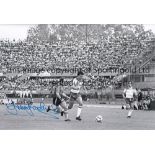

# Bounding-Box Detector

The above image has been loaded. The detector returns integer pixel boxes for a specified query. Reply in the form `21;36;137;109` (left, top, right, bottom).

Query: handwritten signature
5;102;59;119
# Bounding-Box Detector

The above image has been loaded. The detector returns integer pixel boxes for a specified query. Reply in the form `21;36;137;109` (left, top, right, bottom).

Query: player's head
77;70;84;81
59;78;64;86
52;80;58;87
128;81;132;88
77;70;84;78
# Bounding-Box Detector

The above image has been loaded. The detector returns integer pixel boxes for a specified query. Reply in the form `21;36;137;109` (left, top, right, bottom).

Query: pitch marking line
84;104;121;109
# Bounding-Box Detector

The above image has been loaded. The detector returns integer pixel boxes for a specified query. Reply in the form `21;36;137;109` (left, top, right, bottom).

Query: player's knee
63;106;68;112
78;100;83;107
68;104;73;109
64;109;68;114
78;103;83;108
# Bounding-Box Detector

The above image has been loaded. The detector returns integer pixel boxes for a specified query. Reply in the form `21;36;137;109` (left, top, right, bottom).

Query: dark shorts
70;92;81;100
53;97;62;106
125;98;134;108
125;98;134;104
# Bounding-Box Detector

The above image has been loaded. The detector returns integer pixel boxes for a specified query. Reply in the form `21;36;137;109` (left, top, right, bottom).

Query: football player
68;70;88;121
123;82;137;118
47;78;71;121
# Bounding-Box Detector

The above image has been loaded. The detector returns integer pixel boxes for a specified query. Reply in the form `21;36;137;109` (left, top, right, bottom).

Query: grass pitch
0;101;155;130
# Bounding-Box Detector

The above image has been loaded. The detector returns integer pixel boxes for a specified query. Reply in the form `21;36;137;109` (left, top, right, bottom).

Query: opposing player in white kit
68;71;87;121
123;82;137;118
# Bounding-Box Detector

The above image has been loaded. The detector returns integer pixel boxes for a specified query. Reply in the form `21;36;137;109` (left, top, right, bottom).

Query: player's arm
133;89;138;100
83;75;91;81
81;75;90;93
82;84;88;94
123;89;126;98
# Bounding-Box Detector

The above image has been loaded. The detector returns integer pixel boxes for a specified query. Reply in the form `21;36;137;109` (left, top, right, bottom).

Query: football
96;115;103;122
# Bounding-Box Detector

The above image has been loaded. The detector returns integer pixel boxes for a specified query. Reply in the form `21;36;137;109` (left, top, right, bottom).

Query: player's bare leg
68;97;74;110
76;96;83;121
134;101;138;110
60;101;71;121
127;103;133;118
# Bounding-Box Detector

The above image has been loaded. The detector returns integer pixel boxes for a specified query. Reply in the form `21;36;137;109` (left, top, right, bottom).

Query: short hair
77;71;84;76
59;78;64;85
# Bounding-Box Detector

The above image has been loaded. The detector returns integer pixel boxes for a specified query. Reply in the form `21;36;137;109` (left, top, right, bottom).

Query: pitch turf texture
0;100;155;130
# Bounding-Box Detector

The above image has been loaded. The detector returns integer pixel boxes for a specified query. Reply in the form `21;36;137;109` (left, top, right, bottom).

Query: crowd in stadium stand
0;31;153;92
0;34;151;73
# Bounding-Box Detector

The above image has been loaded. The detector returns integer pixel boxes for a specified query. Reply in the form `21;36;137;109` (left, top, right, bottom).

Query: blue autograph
5;102;59;119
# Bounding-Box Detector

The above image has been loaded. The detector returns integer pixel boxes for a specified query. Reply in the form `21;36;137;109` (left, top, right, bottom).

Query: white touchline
84;105;121;109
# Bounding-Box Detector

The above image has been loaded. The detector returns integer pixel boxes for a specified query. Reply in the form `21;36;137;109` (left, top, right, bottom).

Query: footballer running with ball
68;70;88;121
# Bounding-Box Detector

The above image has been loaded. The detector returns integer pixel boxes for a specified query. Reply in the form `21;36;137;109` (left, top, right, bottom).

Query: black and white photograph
0;24;155;129
1;1;155;155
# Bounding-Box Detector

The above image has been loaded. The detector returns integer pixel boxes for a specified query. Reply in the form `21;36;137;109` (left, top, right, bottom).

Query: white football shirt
123;87;137;98
71;78;83;93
